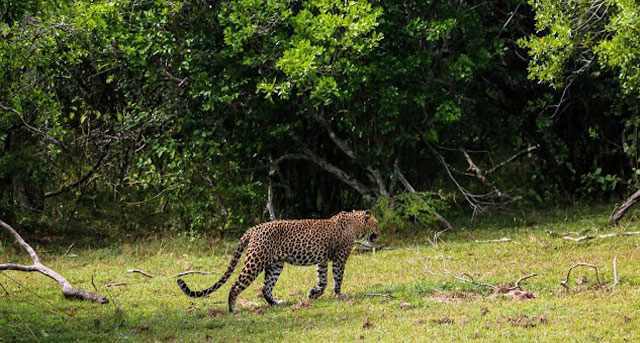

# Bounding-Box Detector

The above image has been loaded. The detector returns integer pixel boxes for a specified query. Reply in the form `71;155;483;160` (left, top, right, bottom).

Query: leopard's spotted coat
177;210;379;312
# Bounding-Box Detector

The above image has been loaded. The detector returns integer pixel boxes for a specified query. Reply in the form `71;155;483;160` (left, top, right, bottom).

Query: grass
2;205;640;342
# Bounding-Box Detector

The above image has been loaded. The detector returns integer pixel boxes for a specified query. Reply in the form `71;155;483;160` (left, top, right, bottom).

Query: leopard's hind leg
228;254;264;313
262;262;284;305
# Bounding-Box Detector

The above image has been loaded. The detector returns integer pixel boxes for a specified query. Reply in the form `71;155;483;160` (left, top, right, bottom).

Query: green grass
2;205;640;342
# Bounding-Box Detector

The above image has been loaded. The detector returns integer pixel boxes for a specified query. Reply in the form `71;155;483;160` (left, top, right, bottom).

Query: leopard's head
336;210;380;242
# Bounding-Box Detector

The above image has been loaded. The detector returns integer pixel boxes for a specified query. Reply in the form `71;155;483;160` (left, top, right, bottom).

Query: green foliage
522;0;640;94
373;192;450;234
580;167;621;195
596;0;640;94
1;0;532;232
5;0;638;234
520;0;640;199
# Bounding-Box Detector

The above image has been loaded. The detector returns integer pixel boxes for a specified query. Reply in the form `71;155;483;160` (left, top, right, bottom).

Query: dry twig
451;271;537;296
63;243;75;257
561;263;602;290
365;292;395;299
555;231;640;242
174;271;213;278
474;237;512;244
455;273;497;291
508;273;538;291
425;143;531;219
428;229;449;247
91;273;98;292
127;269;154;278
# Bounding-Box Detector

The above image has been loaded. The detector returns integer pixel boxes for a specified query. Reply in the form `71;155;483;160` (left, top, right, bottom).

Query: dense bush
1;0;638;235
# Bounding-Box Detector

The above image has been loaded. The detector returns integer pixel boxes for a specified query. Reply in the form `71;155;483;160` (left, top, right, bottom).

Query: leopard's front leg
332;248;351;298
309;261;328;299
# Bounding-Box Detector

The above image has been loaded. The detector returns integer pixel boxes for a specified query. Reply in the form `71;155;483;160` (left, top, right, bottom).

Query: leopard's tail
177;232;250;298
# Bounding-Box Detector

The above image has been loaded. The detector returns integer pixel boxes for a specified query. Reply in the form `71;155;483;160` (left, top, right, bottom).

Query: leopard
176;210;379;313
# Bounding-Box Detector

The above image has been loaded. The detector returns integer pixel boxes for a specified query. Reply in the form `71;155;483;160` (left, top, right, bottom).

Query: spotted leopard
177;210;379;312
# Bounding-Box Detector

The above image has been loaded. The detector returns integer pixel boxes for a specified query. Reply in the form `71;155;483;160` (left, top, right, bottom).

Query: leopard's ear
364;209;371;218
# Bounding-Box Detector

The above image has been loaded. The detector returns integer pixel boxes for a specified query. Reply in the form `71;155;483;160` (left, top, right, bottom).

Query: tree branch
275;150;375;201
44;142;111;198
0;219;108;303
266;176;276;220
312;112;356;159
394;160;416;193
0;103;68;151
486;145;540;175
313;111;388;196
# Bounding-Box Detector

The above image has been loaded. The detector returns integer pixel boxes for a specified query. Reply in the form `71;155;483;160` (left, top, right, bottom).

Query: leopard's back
247;218;341;266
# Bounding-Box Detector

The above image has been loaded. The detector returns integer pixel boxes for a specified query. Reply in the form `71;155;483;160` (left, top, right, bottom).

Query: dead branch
558;231;640;242
265;156;278;221
499;3;521;34
460;148;516;201
428;229;449;247
394;160;416;193
455;273;497;291
486;145;540;175
365;292;395;299
0;219;108;303
450;271;537;297
174;270;213;278
561;235;595;242
63;243;75;257
312;111;356;160
266;177;276;221
353;240;388;253
461;149;488;185
425;142;536;220
105;282;128;288
91;273;97;292
367;168;389;197
610;189;640;225
427;143;515;219
510;273;538;291
561;263;602;290
474;237;512;244
127;269;154;278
